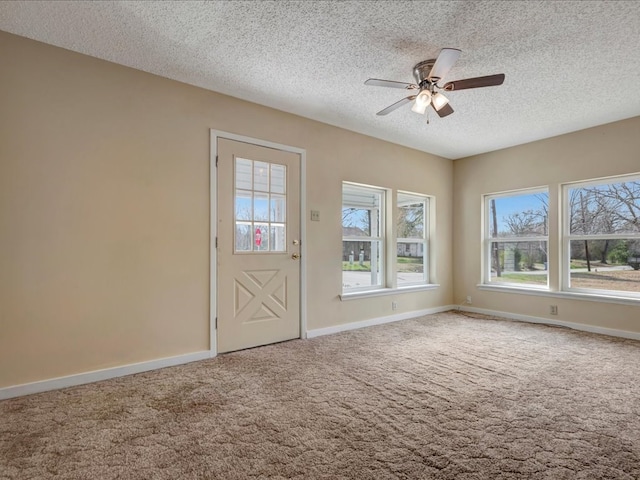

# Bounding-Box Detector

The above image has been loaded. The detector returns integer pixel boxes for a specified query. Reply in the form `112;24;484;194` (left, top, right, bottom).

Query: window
342;183;384;291
397;192;429;287
342;183;434;295
234;158;286;253
484;189;549;288
563;175;640;297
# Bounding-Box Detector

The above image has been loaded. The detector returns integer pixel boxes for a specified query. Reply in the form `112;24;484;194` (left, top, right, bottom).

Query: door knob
292;253;300;260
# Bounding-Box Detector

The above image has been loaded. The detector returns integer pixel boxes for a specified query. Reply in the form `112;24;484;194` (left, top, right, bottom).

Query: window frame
561;174;640;300
396;191;430;288
341;182;386;293
341;182;436;297
483;187;550;290
233;157;288;254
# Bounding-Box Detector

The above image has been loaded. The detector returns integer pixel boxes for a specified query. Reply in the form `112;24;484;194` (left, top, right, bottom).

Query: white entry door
217;138;301;353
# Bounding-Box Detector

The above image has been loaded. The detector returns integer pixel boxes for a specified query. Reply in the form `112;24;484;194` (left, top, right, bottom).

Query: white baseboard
6;306;635;401
306;305;456;338
0;350;213;401
459;306;640;341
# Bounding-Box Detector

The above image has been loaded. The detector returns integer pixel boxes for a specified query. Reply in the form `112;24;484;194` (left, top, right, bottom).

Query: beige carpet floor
1;311;639;479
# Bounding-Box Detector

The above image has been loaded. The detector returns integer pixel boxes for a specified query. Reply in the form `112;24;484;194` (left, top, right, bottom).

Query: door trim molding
210;130;307;357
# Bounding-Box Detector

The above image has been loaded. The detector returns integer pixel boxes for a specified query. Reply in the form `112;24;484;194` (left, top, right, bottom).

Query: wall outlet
550;305;558;315
466;296;472;304
310;210;320;221
392;301;398;311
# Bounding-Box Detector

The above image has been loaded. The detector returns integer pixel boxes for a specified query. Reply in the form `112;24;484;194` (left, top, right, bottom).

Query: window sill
477;284;640;307
478;283;549;293
340;284;439;301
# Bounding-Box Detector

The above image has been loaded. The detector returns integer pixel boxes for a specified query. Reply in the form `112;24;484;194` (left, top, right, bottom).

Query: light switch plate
310;210;320;221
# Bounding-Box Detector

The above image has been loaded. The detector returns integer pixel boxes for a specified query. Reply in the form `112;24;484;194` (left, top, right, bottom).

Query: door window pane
253;193;269;221
235;223;252;251
235;190;252;221
270;224;286;252
271;164;286;194
254;224;269;251
270;195;286;222
234;158;287;253
254;161;269;192
235;158;253;190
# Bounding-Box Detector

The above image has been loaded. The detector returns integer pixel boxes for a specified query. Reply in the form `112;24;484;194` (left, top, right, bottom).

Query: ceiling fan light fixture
431;92;450;111
365;48;506;119
411;90;431;115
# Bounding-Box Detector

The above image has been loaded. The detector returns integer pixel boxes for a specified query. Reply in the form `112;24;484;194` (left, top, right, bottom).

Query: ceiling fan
365;48;505;119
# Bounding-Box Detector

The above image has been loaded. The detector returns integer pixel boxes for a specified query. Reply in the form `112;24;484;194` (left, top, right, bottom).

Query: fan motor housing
413;59;437;85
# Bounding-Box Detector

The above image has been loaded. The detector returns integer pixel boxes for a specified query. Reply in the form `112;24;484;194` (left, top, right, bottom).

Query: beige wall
453;116;640;334
5;28;636;391
0;32;453;388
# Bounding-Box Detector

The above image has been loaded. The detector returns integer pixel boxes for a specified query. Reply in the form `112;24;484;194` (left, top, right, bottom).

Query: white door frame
209;130;307;357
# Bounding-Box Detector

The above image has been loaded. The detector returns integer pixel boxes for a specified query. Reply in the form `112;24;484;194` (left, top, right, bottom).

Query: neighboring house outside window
563;175;640;298
483;189;549;289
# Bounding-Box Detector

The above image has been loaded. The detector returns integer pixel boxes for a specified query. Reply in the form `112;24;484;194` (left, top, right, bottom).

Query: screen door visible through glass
235;158;287;253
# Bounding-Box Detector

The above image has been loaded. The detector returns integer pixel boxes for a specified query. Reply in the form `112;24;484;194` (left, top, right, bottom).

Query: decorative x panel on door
234;269;288;323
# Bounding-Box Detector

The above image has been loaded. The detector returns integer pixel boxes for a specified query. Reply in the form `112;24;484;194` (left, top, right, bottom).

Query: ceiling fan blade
365;78;418;90
442;74;505;91
435;103;454;118
428;48;461;81
376;95;417;116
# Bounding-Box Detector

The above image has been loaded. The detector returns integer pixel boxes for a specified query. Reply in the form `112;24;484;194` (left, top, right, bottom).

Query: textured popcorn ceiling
1;1;639;159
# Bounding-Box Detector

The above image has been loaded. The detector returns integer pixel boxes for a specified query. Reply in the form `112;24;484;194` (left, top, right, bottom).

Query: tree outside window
564;177;640;296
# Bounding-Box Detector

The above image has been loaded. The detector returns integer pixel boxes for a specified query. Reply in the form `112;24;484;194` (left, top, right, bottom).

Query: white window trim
483;187;550;289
